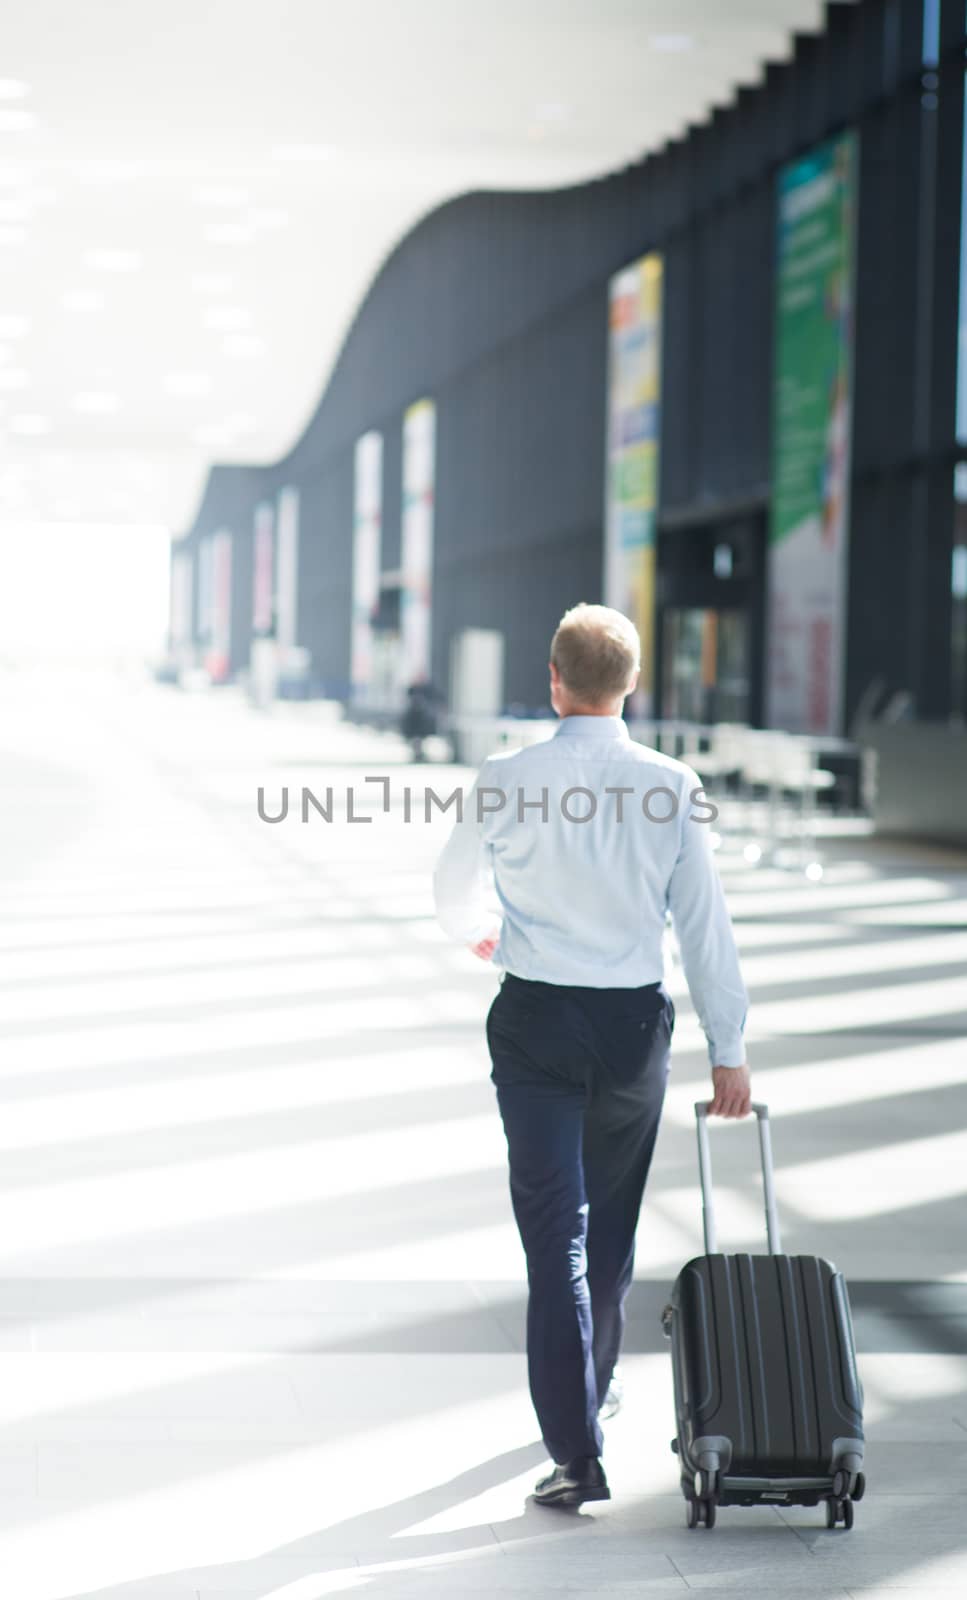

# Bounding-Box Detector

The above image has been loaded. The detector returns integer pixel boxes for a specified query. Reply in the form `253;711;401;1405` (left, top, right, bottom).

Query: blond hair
550;603;640;707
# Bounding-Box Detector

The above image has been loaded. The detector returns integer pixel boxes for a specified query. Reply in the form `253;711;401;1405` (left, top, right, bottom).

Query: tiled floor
1;667;966;1598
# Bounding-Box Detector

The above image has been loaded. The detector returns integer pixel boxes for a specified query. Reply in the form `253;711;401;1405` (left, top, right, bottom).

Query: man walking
433;604;750;1507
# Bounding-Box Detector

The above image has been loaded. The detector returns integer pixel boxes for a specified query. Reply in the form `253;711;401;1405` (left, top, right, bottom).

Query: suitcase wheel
825;1495;854;1530
685;1493;716;1530
694;1466;718;1500
853;1472;866;1502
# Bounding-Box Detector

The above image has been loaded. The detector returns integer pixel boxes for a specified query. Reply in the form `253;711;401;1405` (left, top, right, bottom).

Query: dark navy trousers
486;973;673;1465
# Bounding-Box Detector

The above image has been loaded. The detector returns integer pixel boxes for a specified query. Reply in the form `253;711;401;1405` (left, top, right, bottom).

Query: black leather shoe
533;1456;611;1507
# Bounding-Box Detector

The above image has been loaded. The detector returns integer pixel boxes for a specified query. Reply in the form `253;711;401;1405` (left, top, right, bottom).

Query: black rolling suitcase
662;1102;866;1531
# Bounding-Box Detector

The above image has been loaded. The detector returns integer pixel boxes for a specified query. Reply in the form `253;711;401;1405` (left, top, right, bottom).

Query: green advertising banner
768;131;856;734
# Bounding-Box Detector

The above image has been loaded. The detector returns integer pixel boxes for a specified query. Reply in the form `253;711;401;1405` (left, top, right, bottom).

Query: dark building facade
172;0;967;732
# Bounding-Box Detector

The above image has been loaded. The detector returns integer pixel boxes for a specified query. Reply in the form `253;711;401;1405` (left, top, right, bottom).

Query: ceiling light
194;184;248;207
0;224;26;245
0;313;30;338
72;390;120;415
0;166;29;187
191;273;233;294
0;80;30;100
62;288;105;312
163;372;211;395
9;413;49;435
649;34;694;52
0;109;38;133
222;333;265;358
83;248;142;272
204;221;253;244
0;344;9;363
223;413;257;433
203;305;251;331
272;143;336;162
0;368;28;389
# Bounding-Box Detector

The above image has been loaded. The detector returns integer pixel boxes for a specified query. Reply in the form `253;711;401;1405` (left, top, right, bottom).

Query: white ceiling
0;0;831;532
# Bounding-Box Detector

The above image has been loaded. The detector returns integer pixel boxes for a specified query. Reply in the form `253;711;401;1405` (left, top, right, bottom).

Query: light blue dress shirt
432;714;749;1067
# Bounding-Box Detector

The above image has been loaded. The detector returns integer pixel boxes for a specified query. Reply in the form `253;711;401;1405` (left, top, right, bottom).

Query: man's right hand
468;924;501;962
708;1063;752;1119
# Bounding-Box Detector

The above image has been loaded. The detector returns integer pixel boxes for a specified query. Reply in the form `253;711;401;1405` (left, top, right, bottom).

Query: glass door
661;608;751;724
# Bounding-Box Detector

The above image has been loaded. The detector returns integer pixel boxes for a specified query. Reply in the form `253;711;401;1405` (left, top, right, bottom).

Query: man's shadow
66;1440;574;1599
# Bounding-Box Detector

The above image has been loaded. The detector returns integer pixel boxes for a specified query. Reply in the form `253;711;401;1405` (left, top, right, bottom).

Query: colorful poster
603;253;663;717
197;534;214;641
252;501;275;636
958;61;967;445
351;431;383;691
276;486;299;653
206;528;232;682
169;547;192;651
400;399;435;686
768;131;856;734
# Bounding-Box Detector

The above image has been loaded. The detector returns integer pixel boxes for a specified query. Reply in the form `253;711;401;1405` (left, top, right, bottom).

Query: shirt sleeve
666;773;749;1067
432;764;498;945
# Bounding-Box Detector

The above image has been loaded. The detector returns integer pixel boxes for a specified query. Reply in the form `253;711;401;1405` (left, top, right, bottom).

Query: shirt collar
553;715;630;742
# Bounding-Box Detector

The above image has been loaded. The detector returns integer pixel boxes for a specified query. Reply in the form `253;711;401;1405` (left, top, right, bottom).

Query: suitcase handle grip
694;1101;783;1256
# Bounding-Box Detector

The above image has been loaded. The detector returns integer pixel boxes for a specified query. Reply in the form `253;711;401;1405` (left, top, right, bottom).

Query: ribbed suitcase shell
670;1251;864;1501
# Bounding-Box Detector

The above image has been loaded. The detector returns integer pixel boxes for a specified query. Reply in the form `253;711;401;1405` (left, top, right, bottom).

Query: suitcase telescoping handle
694;1101;783;1256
